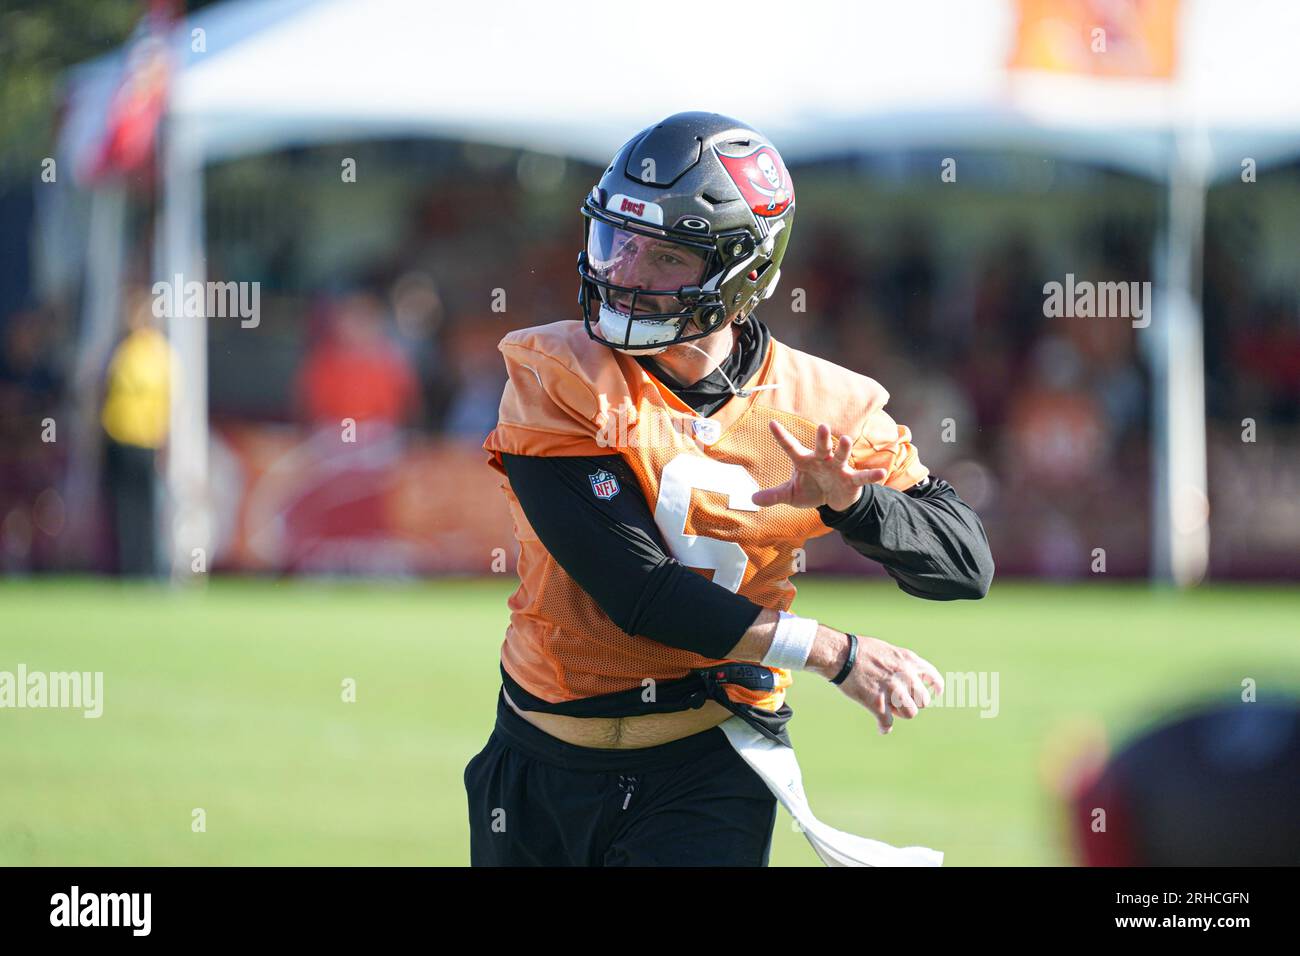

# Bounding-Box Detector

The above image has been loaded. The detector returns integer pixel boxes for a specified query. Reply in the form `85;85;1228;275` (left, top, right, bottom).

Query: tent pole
64;183;126;567
1148;129;1210;586
159;116;212;584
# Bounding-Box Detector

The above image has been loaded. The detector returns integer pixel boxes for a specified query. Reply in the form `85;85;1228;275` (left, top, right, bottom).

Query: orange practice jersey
483;320;928;714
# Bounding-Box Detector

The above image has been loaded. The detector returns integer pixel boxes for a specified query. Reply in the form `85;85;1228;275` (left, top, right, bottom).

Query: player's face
587;223;710;316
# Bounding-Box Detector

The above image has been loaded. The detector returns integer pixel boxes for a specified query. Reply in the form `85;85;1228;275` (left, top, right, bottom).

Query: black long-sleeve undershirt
818;477;994;601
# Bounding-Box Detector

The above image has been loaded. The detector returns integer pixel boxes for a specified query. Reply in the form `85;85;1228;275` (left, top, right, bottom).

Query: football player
465;112;993;866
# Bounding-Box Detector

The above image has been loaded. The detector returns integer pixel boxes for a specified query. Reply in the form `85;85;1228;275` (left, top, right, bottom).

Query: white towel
719;716;943;867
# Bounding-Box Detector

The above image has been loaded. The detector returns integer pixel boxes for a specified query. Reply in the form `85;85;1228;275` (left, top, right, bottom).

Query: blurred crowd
2;150;1298;576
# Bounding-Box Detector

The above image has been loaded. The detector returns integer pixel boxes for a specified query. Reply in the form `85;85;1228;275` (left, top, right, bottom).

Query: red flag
83;1;177;183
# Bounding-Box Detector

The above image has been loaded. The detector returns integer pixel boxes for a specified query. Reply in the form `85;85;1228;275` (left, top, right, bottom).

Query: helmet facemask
578;208;735;355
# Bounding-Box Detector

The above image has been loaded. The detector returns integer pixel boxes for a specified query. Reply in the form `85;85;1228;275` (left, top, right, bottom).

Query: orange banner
1009;0;1179;79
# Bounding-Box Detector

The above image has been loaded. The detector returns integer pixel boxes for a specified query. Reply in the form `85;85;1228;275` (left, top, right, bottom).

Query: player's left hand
751;420;887;512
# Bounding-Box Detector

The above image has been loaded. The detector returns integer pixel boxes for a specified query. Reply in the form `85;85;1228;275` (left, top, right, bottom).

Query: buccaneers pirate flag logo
715;145;794;218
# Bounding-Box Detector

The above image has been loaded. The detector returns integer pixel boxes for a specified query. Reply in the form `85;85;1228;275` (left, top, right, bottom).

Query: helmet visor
585;221;711;316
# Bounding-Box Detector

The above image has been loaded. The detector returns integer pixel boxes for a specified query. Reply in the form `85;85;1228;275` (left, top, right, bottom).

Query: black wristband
830;632;859;685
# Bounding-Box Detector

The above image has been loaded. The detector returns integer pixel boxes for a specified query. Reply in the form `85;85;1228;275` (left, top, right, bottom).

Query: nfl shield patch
589;469;620;500
692;418;722;445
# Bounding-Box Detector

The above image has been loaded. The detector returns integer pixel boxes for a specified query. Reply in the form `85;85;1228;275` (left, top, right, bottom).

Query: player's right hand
829;635;945;735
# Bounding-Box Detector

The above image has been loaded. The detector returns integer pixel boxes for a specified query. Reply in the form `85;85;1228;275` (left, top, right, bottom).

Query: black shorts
464;690;778;866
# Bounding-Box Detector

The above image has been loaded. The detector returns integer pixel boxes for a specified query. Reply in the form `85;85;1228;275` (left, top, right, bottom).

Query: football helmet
577;111;796;354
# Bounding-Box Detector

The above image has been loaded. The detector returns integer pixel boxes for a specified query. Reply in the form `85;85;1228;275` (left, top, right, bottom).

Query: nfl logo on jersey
691;418;722;445
589;469;620;500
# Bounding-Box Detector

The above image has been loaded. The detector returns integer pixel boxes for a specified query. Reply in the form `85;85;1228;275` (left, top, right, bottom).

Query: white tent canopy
58;0;1300;584
63;0;1300;178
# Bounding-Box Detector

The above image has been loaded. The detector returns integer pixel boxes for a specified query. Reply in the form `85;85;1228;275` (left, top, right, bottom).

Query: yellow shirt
101;328;173;449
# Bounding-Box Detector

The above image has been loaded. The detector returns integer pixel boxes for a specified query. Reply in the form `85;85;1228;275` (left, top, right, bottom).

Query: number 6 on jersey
653;453;761;594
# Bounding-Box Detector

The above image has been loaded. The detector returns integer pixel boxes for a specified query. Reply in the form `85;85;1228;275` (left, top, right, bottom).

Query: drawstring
616;774;638;811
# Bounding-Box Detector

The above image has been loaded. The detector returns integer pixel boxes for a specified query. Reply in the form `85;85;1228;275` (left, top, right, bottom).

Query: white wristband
761;611;818;671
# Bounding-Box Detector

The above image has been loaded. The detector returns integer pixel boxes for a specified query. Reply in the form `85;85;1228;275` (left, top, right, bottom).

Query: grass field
2;576;1297;866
